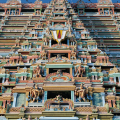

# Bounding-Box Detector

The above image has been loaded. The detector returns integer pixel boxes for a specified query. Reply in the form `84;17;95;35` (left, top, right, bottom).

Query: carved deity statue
46;27;50;35
29;84;43;103
28;115;32;120
33;65;42;78
56;69;62;76
75;65;85;77
74;83;88;102
56;54;62;60
71;52;76;60
55;95;63;101
41;50;47;60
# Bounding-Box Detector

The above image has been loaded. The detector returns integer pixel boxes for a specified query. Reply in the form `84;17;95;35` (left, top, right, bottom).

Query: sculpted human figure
75;83;88;102
46;27;50;35
33;65;41;78
30;84;40;103
28;115;32;120
56;54;61;60
71;51;76;60
75;65;85;77
56;69;62;76
41;49;46;59
64;11;68;17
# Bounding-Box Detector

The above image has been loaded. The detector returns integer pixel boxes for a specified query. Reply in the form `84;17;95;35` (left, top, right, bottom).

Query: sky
0;0;118;3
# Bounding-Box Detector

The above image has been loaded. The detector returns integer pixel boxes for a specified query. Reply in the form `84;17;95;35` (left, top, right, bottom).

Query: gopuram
0;0;120;119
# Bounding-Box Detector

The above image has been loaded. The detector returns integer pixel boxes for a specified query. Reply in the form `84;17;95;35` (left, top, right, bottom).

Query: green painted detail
0;101;2;106
10;78;15;82
109;73;120;77
103;77;109;81
0;74;5;77
46;64;73;68
5;88;12;93
15;73;30;77
16;93;26;107
93;93;103;106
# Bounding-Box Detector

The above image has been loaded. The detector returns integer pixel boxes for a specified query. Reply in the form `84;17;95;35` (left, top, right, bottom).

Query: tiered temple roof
0;0;119;120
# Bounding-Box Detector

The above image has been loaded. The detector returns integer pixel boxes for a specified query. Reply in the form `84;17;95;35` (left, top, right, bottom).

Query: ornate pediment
77;0;85;8
6;0;21;5
49;55;70;62
98;0;113;5
44;95;74;111
45;70;73;82
34;0;42;9
34;0;42;4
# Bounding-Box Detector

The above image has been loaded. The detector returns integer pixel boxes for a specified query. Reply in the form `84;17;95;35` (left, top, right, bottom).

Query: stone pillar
108;100;112;107
19;8;21;15
2;77;5;83
88;45;90;49
95;44;97;49
73;42;74;46
21;76;23;80
119;77;120;83
116;101;120;108
3;100;6;108
101;92;105;106
65;22;66;26
24;76;27;81
40;9;42;15
92;75;94;80
44;67;46;76
98;8;100;15
67;39;69;46
112;8;114;14
85;66;89;78
78;9;79;14
72;68;74;77
112;100;116;108
52;22;54;26
49;40;51;47
70;68;72;75
84;58;86;63
30;70;33;79
68;53;70;59
46;68;49;75
9;8;10;15
89;58;91;63
26;92;29;107
71;91;74;102
114;77;116;83
48;53;50;60
5;9;7;15
21;45;23;49
42;95;44;103
74;93;76;102
44;91;47;102
13;93;18;107
29;44;31;49
95;75;97;80
81;58;83;63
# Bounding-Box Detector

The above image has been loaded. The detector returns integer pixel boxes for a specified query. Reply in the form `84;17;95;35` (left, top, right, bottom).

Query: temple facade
0;0;120;120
